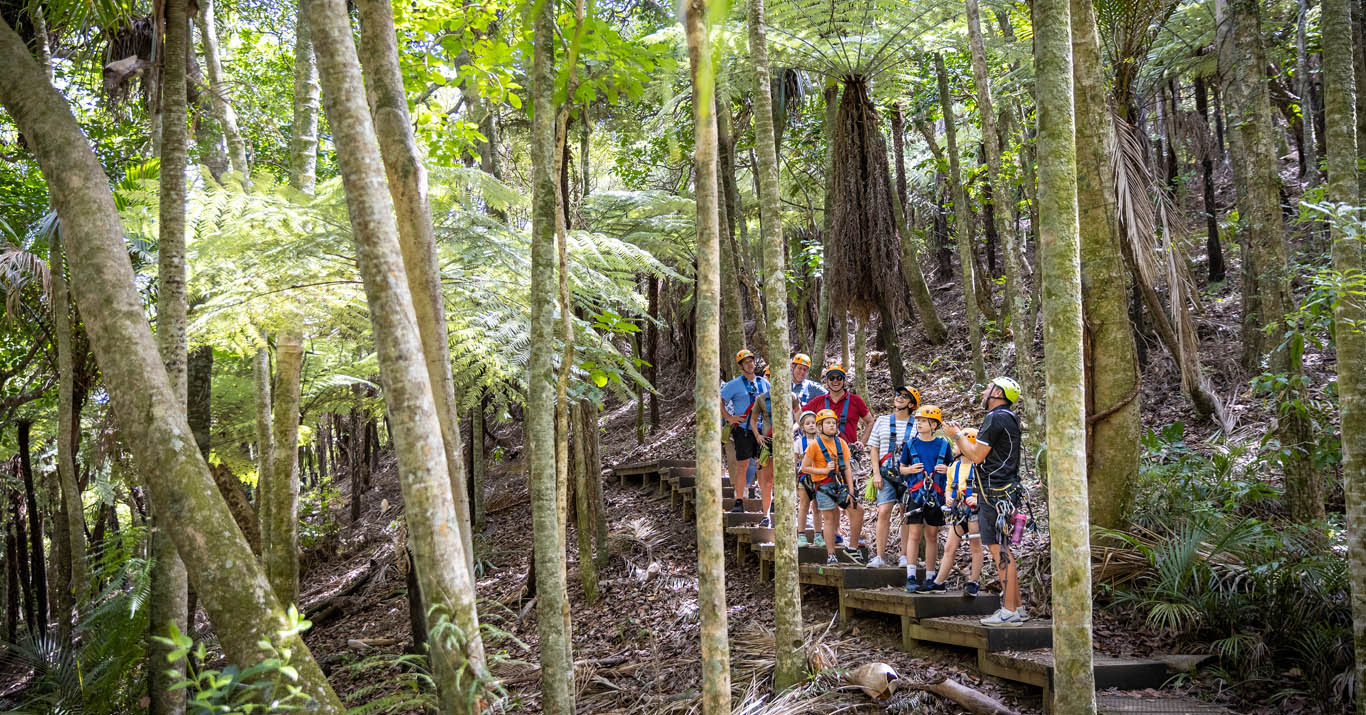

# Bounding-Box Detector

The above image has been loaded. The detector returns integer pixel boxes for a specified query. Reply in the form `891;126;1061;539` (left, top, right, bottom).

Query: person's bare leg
732;458;751;507
924;525;940;578
822;507;838;557
968;522;984;582
905;523;923;572
935;530;961;582
875;503;893;558
850;505;865;547
758;464;773;515
1002;544;1019;610
798;492;811;540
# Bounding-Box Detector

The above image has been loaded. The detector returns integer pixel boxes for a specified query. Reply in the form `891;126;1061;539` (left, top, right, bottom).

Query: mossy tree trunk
1217;0;1321;520
266;330;303;606
572;400;598;603
49;233;88;618
195;0;249;183
1035;0;1096;708
1069;0;1142;530
307;0;487;709
1295;0;1319;185
1321;0;1364;709
0;14;345;710
812;82;837;364
935;54;985;384
748;0;804;689
685;1;733;710
356;0;477;579
254;346;274;554
527;0;575;707
290;0;320;193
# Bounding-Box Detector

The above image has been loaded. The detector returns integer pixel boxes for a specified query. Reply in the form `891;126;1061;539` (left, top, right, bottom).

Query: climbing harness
901;440;951;521
814;436;852;509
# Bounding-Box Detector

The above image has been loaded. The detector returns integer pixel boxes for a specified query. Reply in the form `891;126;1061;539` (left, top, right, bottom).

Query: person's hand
944;421;961;440
966;495;977;509
946;499;956;509
935;464;948;475
907;463;924;475
899;464;912;475
726;414;744;426
873;475;883;490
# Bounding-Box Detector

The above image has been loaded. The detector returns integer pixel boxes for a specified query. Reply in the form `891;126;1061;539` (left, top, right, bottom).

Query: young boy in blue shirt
898;405;952;592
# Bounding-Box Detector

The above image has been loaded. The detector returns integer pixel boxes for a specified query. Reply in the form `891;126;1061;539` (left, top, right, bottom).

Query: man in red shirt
802;364;873;446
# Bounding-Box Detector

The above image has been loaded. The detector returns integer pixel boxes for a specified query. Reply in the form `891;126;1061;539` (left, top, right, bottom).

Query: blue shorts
876;479;901;505
816;488;839;511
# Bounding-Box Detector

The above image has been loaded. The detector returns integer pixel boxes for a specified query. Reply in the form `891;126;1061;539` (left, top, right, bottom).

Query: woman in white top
863;386;921;568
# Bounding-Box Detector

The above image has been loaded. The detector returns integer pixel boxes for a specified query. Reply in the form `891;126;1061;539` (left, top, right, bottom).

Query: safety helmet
894;385;922;407
791;353;812;368
815;408;839;426
990;376;1021;405
824;363;847;379
736;349;755;365
961;428;978;444
914;405;943;423
798;409;817;423
763;365;771;377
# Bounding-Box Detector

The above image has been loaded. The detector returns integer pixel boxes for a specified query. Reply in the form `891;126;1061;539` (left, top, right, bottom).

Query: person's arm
945;420;992;464
800;448;828;477
857;404;875;445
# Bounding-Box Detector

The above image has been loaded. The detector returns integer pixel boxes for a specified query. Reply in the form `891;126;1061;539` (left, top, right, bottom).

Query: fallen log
899;676;1018;715
303;555;382;620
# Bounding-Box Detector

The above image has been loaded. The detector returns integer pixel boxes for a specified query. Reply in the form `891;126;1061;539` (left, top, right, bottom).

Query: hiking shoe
905;575;920;593
813;535;826;547
834;534;845;545
897;555;908;568
1015;606;1029;622
922;580;947;593
730;500;745;513
843;547;865;565
757;516;771;528
964;581;980;598
866;556;887;568
797;534;809;547
980;608;1024;627
826;554;839;565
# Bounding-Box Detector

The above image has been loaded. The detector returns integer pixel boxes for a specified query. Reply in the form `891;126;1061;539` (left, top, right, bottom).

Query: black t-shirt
976;406;1021;489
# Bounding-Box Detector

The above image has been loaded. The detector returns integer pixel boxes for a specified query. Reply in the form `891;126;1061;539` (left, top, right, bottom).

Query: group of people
720;350;1030;628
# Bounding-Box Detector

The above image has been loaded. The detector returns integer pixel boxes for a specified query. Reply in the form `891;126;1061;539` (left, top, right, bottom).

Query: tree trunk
582;400;608;567
16;422;46;631
195;0;249;182
1217;0;1321;519
1069;0;1142;530
648;277;661;429
49;232;89;615
356;0;478;579
716;91;746;368
748;0;804;688
473;396;486;533
1296;0;1319;184
267;330;303;606
1036;0;1097;708
307;0;487;709
853;315;868;396
966;0;1038;433
572;400;598;604
1193;70;1227;283
1321;1;1364;710
5;512;17;641
935;54;986;384
255;347;274;550
1354;0;1366;201
812;82;838;365
290;0;320;193
9;489;33;634
889;112;948;346
350;403;362;522
528;0;575;708
188;346;213;461
684;2;733;711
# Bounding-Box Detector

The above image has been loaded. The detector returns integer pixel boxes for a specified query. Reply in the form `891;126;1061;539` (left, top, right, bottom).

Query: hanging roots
827;76;906;323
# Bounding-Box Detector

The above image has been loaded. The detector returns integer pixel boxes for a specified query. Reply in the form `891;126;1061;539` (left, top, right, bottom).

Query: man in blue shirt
789;353;827;405
721;349;769;512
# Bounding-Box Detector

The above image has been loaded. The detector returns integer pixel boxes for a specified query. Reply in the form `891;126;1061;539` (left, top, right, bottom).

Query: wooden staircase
611;460;1232;714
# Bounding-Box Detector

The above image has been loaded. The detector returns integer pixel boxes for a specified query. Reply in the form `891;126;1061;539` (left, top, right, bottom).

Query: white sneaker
797;534;809;547
1015;606;1029;622
897;555;908;568
866;556;886;568
980;608;1024;627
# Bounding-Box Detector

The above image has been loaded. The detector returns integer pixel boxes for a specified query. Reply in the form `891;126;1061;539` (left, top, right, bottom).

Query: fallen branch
899;676;1018;715
304;555;382;620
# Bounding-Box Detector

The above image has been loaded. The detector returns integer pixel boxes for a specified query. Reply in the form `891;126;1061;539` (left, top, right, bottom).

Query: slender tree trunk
195;0;248;182
935;54;985;383
266;330;303;605
188;346;213;461
49;233;88;615
308;0;488;708
890;109;948;346
648;277;661;429
812;83;837;364
1193;70;1227;283
254;347;274;550
685;2;733;710
1353;0;1366;200
853;315;868;395
16;423;46;631
291;0;320;193
10;489;34;634
1069;0;1142;530
1217;0;1321;519
527;0;574;708
473;396;486;532
1035;0;1097;708
572;401;598;603
583;399;608;567
748;0;804;687
716;90;746;367
349;403;362;522
1297;0;1319;184
356;0;477;578
5;513;17;641
966;0;1038;429
1321;1;1364;710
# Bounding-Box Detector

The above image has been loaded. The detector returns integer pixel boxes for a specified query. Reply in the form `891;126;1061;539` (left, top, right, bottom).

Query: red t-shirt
802;391;869;444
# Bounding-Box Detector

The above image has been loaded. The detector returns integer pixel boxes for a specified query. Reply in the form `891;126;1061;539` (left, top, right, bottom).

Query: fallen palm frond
609;516;670;562
1091;522;1252;589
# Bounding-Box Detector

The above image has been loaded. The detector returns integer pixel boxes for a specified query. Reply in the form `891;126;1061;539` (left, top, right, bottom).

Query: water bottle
1010;513;1028;545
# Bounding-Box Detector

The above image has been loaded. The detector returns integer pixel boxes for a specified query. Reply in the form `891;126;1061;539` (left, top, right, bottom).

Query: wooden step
678;486;736;502
753;543;877;580
910;615;1052;652
1096;694;1233;714
978;648;1168;697
723;512;766;528
839;586;1001;651
798;563;905;589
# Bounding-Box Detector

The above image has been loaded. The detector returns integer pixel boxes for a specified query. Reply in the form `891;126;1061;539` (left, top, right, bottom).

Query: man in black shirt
945;376;1025;627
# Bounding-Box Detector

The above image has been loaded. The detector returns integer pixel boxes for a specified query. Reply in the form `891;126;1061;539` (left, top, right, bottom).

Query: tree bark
1069;0;1142;530
307;0;487;709
648;277;661;429
0;15;345;709
748;0;804;688
1296;0;1319;184
1353;0;1366;202
473;396;486;533
966;0;1038;431
572;400;598;603
685;2;734;711
527;0;575;708
188;346;213;462
5;511;17;641
813;82;838;364
195;0;249;182
1193;70;1227;283
290;0;320;193
1217;0;1321;519
1036;0;1097;708
255;347;274;551
935;54;985;384
356;0;477;579
9;488;33;634
1321;0;1364;709
16;422;46;631
267;330;303;606
49;232;89;615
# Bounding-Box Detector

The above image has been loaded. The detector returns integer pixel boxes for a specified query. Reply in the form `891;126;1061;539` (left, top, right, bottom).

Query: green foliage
1133;422;1279;526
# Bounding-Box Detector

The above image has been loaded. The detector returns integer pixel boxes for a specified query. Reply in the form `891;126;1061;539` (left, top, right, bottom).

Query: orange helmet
914;404;943;423
824;363;846;379
895;385;922;407
815;408;839;426
736;349;755;365
763;365;771;377
961;427;978;444
791;353;812;368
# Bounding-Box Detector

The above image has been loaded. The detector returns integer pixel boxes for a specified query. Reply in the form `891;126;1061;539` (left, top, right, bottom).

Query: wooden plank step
799;563;905;589
656;459;695;469
755;542;863;565
679;486;736;502
910;615;1052;652
727;525;774;544
723;512;766;528
978;649;1168;692
1096;694;1232;714
841;586;1001;620
612;461;661;475
665;466;696;478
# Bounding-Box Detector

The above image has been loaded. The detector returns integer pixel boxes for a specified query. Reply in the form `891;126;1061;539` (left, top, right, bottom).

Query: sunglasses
828;375;845;381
